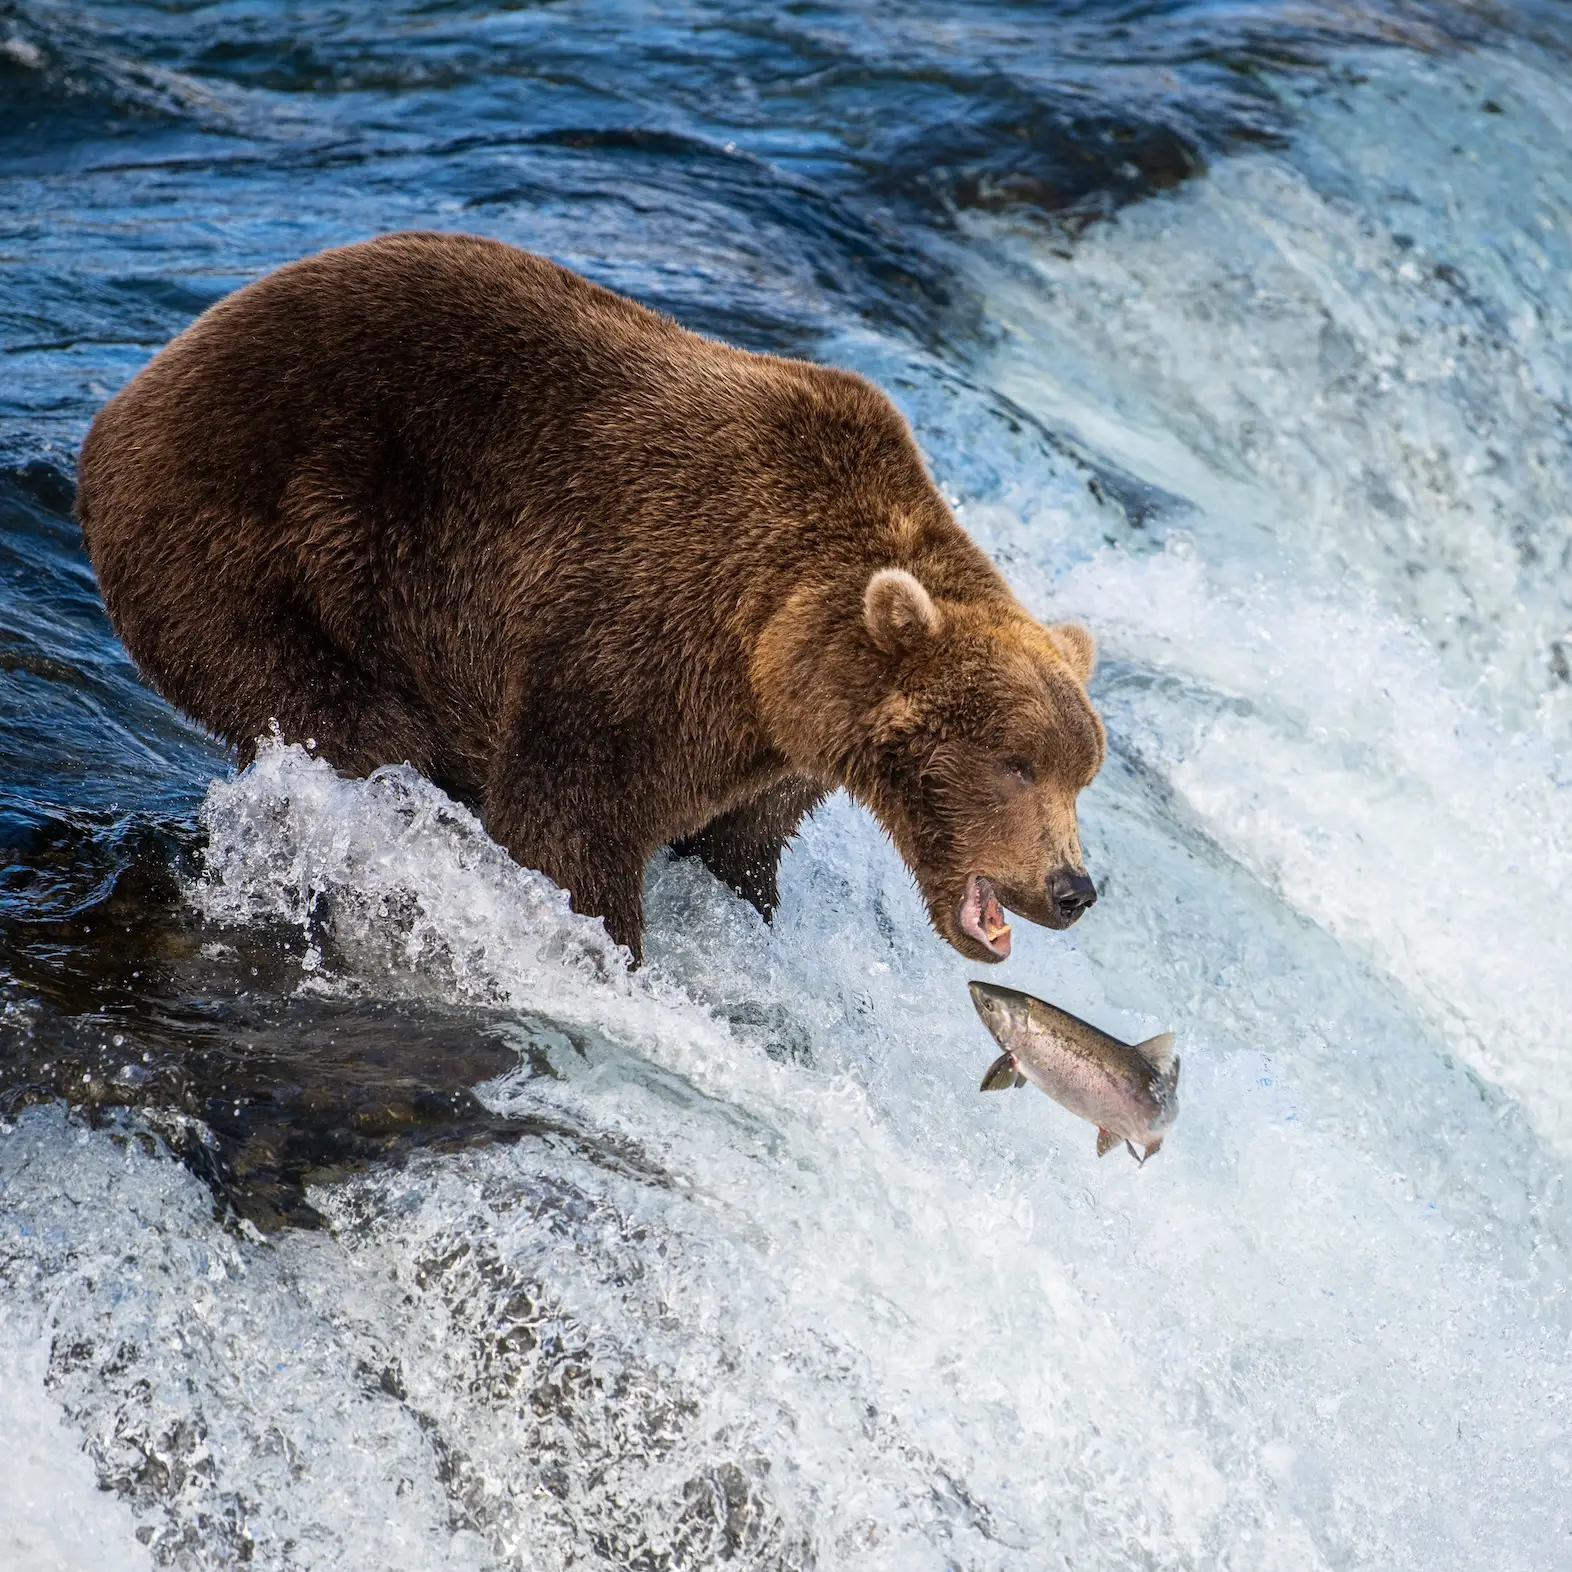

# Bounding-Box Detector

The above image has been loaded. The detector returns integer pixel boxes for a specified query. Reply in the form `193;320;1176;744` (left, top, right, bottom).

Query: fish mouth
958;874;1012;959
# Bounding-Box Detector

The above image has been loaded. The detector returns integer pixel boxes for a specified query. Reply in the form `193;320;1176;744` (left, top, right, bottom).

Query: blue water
3;3;1572;1568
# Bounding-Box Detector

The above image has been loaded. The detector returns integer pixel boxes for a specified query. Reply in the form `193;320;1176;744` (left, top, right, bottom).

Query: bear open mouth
958;873;1012;958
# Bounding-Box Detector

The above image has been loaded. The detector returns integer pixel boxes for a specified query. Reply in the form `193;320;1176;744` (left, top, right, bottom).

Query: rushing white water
0;1325;153;1572
962;40;1572;1155
4;33;1572;1572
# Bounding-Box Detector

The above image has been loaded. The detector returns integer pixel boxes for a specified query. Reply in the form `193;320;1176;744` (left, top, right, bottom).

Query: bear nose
1048;869;1097;923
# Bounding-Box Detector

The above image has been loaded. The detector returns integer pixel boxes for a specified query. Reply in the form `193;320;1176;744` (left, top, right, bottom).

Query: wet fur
77;231;1104;962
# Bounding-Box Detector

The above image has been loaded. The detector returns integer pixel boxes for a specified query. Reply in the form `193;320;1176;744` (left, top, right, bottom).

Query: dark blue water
4;3;1572;1568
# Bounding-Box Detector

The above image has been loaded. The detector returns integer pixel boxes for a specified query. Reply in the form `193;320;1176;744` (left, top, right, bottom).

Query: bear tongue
959;874;1012;959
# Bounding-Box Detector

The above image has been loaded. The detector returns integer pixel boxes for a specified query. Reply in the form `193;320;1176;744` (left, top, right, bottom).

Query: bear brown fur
77;231;1105;963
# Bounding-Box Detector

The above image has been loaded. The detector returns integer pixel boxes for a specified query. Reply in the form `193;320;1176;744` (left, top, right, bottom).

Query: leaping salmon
969;980;1179;1164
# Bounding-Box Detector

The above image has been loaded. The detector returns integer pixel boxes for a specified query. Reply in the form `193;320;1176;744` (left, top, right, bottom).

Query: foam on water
0;1312;154;1572
4;27;1572;1572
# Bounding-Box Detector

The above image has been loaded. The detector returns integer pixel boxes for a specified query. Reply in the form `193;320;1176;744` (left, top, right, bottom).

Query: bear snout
1046;867;1098;927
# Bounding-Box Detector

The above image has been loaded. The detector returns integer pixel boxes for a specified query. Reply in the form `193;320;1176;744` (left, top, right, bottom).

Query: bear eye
1002;755;1036;784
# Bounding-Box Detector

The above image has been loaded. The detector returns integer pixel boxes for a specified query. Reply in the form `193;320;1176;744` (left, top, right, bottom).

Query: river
2;2;1570;1567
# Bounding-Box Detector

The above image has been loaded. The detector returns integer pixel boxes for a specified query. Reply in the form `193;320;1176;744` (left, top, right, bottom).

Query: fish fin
980;1052;1018;1093
1164;1056;1181;1096
1130;1138;1163;1166
1013;1071;1027;1089
1096;1128;1120;1157
1134;1030;1175;1070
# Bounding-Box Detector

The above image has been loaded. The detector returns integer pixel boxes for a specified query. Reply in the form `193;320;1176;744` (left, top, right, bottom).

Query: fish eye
1002;756;1036;784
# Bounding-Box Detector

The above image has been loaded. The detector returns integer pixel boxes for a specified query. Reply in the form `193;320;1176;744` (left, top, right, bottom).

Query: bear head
851;568;1105;964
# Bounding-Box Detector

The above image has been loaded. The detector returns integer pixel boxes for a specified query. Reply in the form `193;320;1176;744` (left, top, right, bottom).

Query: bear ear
864;568;943;656
1047;621;1096;682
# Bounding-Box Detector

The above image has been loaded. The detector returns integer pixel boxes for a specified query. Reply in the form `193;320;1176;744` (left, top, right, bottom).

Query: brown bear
76;231;1105;964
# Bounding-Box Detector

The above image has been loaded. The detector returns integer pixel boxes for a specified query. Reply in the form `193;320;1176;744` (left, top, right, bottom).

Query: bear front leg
484;755;655;965
563;845;649;964
492;804;651;963
673;776;827;922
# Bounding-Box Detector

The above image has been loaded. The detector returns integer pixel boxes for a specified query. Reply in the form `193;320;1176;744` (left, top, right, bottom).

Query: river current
2;2;1570;1568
